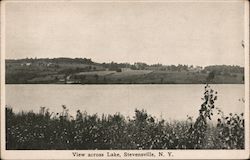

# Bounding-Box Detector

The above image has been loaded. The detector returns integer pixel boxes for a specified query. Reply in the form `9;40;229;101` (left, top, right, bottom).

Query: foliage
215;111;244;149
186;84;218;148
206;71;215;82
5;85;244;150
204;65;244;74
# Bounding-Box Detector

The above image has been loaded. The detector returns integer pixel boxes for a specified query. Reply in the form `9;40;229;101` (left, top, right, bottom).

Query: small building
21;63;32;66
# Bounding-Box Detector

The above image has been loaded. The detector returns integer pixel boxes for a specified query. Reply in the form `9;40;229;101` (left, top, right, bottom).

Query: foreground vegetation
6;85;244;149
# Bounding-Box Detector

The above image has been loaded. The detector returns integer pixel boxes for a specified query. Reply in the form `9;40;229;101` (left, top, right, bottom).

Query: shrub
5;85;244;150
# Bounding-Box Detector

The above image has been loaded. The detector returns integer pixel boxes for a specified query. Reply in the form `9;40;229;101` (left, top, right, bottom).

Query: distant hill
5;58;244;84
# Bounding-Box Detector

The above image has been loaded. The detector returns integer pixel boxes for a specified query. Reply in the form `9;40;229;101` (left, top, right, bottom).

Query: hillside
5;58;244;84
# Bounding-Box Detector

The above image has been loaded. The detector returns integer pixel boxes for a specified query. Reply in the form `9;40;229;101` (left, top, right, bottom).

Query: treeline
6;57;94;65
203;65;244;74
6;57;244;73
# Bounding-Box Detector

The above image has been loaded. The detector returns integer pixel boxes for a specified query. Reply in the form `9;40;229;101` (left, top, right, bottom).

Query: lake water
5;84;245;121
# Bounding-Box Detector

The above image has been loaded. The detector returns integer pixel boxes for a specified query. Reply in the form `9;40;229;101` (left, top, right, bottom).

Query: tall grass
6;85;244;150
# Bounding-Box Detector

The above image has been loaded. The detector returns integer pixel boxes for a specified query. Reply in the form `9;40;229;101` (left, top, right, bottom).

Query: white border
1;0;6;158
1;0;249;159
244;0;250;157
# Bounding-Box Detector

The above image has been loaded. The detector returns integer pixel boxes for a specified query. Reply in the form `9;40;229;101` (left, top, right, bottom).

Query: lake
5;84;245;121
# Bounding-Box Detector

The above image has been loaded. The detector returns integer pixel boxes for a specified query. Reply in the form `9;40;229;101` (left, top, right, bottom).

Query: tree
207;71;215;82
94;74;99;82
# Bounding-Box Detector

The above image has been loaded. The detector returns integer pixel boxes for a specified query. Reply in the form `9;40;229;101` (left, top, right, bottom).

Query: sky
4;1;246;66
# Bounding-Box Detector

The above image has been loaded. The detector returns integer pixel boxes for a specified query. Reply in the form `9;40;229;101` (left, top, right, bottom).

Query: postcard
1;0;249;159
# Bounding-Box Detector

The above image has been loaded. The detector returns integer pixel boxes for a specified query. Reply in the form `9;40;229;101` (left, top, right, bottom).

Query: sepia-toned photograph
1;0;249;159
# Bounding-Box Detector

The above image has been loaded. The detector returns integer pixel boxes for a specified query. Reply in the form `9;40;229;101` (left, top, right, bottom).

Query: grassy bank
6;85;244;150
